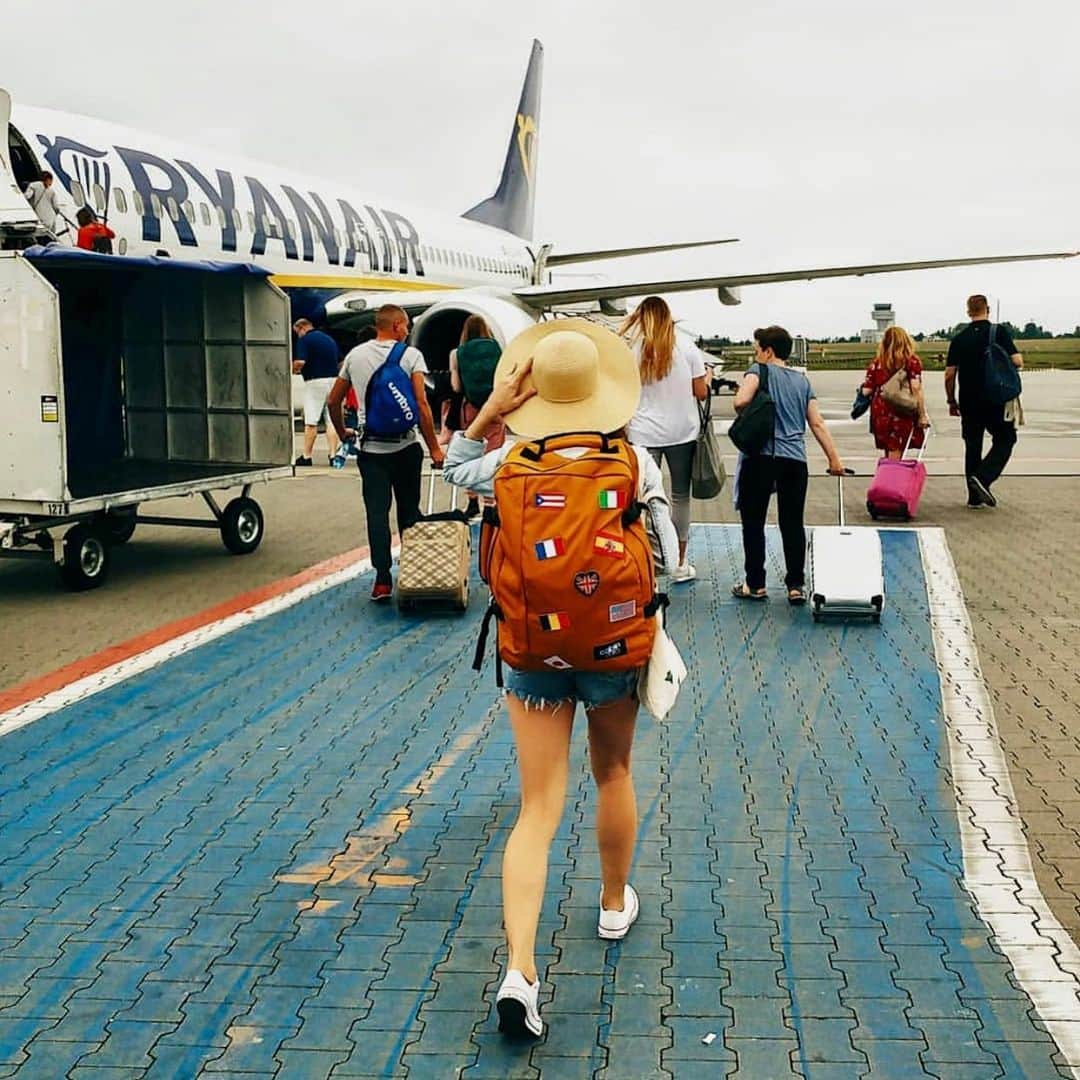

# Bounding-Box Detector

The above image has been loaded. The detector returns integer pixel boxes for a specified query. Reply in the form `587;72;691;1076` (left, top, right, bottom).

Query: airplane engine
717;286;742;306
410;292;539;373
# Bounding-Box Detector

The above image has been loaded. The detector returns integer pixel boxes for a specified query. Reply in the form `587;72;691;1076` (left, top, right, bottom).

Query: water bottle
331;438;355;469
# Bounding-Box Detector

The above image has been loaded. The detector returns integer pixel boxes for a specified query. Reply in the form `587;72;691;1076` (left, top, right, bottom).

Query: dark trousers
358;442;423;581
738;455;809;590
961;405;1017;489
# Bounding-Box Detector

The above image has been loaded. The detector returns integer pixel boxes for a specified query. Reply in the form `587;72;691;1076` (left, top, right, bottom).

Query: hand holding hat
489;318;642;439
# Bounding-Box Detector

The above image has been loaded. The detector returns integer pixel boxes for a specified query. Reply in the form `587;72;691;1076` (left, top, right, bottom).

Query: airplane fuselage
10;104;535;311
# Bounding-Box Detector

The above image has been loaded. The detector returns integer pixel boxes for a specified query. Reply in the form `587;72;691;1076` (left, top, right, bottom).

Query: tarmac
1;370;1079;1078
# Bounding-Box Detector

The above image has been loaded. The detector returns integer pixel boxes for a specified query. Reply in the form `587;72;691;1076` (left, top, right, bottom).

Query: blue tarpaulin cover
22;245;272;277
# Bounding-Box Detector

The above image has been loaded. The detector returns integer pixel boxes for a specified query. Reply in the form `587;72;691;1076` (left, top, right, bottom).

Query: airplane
2;39;1075;374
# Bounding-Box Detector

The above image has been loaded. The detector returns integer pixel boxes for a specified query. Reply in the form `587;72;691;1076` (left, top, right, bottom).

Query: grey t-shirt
747;362;815;462
340;338;429;454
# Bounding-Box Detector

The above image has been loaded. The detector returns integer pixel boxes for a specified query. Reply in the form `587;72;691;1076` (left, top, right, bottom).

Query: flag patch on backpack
539;612;570;631
598;490;628;509
535;492;566;509
535;537;566;560
593;531;625;558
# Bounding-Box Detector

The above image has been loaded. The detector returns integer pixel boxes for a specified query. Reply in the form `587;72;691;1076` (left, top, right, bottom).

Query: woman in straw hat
443;318;678;1039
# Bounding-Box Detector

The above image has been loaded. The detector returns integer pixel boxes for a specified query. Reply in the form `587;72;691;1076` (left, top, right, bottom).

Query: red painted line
0;545;371;714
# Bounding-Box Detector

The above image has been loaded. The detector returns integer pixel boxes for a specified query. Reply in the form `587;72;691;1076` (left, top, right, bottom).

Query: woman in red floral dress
859;326;930;458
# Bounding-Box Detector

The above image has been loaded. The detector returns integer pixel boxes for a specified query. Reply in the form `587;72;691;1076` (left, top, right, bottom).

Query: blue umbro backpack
364;341;420;437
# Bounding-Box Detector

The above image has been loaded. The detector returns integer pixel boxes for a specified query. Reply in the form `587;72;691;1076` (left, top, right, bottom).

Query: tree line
702;321;1080;348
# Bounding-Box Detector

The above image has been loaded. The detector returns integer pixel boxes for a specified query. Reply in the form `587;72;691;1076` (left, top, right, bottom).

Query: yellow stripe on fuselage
269;272;457;291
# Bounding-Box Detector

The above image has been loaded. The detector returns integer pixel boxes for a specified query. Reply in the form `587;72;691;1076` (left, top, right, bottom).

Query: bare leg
886;449;902;460
678;539;688;565
502;694;575;984
586;694;638;911
326;425;340;457
303;424;317;457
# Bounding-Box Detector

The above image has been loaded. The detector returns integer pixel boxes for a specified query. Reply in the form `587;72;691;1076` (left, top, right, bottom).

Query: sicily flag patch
539;611;570;632
535;537;566;560
593;531;625;558
598;489;628;510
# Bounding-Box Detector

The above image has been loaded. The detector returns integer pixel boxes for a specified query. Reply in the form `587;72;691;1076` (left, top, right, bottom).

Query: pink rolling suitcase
866;430;929;521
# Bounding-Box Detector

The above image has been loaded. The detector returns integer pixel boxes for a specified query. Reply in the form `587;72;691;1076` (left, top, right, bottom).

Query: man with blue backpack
945;294;1024;509
327;304;444;601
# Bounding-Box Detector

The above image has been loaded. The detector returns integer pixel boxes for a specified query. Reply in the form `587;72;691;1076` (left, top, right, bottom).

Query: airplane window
216;206;226;228
150;194;163;218
261;216;274;237
118;237;128;255
200;203;211;226
70;180;86;207
132;191;144;216
248;212;256;232
166;197;180;222
233;209;242;231
182;200;194;223
114;188;127;214
286;220;296;239
91;184;106;212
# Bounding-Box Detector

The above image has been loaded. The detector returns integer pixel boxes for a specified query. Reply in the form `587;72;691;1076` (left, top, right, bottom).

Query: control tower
860;303;895;344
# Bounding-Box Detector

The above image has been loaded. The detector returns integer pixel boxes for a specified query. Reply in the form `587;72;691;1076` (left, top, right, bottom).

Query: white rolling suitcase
396;473;471;613
809;471;884;624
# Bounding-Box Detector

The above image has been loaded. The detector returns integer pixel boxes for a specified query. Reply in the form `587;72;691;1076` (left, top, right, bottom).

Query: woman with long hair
860;326;930;459
620;296;709;582
449;314;505;516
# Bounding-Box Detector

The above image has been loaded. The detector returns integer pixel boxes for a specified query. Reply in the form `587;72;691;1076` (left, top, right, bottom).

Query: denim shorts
504;666;640;711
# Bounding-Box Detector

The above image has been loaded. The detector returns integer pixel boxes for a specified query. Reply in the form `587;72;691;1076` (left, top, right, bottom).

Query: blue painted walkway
0;526;1068;1078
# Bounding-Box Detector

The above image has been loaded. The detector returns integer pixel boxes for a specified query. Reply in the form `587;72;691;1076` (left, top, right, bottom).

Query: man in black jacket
945;295;1023;508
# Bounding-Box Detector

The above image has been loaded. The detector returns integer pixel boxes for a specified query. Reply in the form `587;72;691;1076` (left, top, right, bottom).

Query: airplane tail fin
462;39;543;240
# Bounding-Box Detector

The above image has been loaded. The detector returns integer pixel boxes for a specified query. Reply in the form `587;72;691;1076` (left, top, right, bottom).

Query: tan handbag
880;367;919;415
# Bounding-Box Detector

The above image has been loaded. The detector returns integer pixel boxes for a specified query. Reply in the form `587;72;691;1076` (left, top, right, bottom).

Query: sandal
731;584;767;601
787;587;807;606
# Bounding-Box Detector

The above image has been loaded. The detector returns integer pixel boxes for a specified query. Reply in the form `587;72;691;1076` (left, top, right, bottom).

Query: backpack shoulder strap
387;340;408;365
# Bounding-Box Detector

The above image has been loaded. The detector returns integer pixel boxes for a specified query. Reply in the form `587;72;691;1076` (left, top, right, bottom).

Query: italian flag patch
598;489;628;510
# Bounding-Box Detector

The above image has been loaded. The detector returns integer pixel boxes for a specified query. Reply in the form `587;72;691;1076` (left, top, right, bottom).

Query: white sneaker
672;563;697;584
598;884;640;940
496;969;543;1038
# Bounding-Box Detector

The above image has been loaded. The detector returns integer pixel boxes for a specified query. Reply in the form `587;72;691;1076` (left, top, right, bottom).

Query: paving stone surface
2;523;1076;1077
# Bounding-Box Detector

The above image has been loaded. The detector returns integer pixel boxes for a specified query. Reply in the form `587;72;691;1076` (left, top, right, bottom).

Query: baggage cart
0;248;293;589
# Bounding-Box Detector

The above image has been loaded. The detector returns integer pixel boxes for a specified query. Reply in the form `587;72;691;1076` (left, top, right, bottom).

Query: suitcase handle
825;468;856;528
421;471;461;516
902;425;931;463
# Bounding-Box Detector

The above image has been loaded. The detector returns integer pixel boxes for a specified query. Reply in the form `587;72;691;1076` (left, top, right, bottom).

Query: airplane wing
512;251;1079;309
545;238;738;267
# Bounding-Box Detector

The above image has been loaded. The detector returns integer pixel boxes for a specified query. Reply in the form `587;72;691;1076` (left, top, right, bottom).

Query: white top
627;338;707;448
339;338;428;454
25;181;63;232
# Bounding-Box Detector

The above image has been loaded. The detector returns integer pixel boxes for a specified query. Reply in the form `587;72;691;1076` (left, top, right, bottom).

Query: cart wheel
58;522;110;591
221;497;264;555
871;612;882;625
97;507;137;545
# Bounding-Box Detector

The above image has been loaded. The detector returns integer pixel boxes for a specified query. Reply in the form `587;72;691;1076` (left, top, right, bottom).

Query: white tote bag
637;611;687;721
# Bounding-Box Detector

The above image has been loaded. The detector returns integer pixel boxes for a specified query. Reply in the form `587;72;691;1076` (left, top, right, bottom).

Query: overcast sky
5;0;1078;337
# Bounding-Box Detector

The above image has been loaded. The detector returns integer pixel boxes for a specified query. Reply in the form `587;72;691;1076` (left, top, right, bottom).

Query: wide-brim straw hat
495;318;641;439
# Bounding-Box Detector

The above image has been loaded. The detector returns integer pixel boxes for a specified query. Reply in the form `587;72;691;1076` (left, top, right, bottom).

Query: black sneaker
969;476;997;507
294;455;313;467
966;478;985;508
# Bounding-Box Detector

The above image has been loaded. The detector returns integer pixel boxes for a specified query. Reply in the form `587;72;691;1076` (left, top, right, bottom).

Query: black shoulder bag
728;363;776;455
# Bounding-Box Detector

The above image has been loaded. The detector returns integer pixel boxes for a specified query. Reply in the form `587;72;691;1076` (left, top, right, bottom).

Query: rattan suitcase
396;474;471;612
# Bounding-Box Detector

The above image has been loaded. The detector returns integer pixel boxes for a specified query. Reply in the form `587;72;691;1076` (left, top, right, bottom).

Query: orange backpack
474;433;660;683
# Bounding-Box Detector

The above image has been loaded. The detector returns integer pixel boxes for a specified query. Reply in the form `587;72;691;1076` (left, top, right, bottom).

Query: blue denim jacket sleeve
442;431;510;499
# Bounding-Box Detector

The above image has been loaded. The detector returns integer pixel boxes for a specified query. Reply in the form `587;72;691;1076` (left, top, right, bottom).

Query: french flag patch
535;492;566;509
534;537;566;560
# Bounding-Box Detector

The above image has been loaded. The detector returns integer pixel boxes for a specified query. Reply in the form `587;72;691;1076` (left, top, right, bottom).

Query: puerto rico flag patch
593;531;625;559
534;492;566;509
598;489;628;510
535;537;566;560
539;611;571;632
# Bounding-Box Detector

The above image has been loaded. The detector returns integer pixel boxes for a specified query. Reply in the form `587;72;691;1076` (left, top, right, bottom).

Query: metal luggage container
0;247;293;589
